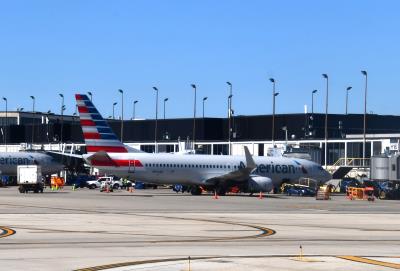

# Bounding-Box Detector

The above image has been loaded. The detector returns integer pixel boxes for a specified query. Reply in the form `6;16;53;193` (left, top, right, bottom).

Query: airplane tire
190;186;202;196
216;187;226;196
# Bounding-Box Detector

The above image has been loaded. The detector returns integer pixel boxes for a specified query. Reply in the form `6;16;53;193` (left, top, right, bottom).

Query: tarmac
0;186;399;270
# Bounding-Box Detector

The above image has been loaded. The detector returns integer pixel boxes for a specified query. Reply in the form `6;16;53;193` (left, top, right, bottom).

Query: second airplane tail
76;94;131;154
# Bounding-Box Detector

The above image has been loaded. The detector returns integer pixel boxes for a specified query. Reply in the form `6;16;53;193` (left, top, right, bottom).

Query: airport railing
332;158;370;167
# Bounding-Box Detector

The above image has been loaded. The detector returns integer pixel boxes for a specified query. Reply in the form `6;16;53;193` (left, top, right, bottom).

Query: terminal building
0;111;400;169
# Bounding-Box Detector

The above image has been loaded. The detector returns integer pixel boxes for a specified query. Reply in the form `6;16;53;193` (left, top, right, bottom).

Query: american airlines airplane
0;152;64;176
75;94;331;195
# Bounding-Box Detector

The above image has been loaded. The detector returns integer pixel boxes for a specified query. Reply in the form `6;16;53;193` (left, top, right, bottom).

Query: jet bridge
328;158;370;179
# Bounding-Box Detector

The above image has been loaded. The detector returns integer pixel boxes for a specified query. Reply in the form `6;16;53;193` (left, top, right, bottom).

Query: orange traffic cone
213;190;219;200
106;185;110;193
258;191;263;199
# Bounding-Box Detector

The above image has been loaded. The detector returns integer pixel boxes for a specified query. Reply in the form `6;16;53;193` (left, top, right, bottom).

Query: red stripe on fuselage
90;159;143;167
114;159;143;167
86;146;128;153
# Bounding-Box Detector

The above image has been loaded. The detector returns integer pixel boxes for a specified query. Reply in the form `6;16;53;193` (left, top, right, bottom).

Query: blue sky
0;0;398;119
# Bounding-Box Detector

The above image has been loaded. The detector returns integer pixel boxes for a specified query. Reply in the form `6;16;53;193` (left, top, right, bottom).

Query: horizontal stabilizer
86;151;119;167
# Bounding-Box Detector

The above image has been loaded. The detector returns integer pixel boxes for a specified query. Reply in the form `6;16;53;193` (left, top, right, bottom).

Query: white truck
17;165;44;193
87;176;131;190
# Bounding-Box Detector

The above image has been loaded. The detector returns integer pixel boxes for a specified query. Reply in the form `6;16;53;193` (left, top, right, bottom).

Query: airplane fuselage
0;152;64;176
85;152;331;189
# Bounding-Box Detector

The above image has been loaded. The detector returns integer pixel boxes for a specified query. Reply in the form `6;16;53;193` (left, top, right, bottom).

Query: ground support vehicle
17;165;44;193
316;185;332;200
87;178;101;189
340;178;362;193
375;181;400;200
346;186;375;201
68;175;96;188
285;184;316;197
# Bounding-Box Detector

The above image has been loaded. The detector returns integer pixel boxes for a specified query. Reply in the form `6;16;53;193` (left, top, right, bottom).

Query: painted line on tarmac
75;257;214;271
0;203;276;243
338;256;400;269
0;227;16;238
77;255;399;271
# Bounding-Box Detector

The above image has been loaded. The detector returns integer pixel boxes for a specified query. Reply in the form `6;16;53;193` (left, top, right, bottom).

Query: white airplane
75;94;331;195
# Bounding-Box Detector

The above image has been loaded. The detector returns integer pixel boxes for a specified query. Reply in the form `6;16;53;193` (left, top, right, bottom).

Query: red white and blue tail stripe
76;94;129;154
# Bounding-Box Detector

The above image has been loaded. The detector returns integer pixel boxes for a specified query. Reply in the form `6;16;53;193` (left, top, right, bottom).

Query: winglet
244;146;256;170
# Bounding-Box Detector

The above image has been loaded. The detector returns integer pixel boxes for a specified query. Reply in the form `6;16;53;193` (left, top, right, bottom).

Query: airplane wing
203;146;257;185
46;151;83;159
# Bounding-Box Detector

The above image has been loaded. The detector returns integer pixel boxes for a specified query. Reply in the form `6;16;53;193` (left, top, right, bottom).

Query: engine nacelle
247;176;273;193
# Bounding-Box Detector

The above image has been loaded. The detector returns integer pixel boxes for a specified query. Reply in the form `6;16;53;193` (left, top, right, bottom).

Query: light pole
228;94;233;155
153;87;159;153
30;95;35;146
133;100;138;120
59;93;64;144
112;102;117;119
310;89;318;138
361;70;368;165
312;90;317;114
282;126;288;145
46;110;51;143
226;82;233;149
87;91;93;102
2;97;7;151
118;89;124;142
269;78;279;144
191;84;197;148
322;74;329;167
345;86;352;115
163;98;169;120
202;97;208;118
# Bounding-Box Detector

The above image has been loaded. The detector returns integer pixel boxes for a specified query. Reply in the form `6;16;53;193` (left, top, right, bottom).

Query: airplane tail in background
75;94;134;154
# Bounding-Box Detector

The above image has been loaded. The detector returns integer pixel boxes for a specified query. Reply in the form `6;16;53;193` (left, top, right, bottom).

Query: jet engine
247;176;273;193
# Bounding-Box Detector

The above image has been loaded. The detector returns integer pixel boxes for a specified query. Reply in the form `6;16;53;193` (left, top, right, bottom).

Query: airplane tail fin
75;94;136;154
244;146;257;170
